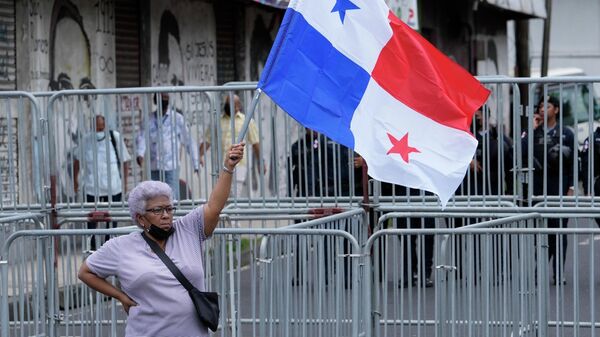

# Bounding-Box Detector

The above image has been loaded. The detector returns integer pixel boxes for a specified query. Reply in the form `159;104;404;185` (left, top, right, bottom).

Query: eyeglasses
145;206;177;215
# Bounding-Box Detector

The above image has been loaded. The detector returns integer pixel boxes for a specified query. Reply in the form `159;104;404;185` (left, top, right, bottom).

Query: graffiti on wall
0;0;16;89
26;0;50;82
95;0;115;75
45;0;102;198
152;9;216;86
48;0;95;91
0;117;18;205
154;10;183;86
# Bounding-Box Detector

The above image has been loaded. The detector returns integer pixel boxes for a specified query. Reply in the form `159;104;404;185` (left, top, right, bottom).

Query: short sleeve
135;121;146;157
115;131;132;162
72;137;85;161
85;236;122;279
175;206;209;242
204;124;212;143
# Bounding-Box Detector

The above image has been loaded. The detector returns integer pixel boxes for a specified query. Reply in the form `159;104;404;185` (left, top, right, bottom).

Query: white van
531;68;600;145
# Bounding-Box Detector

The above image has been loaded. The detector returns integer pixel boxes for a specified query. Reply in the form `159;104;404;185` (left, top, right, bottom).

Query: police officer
462;108;514;196
522;96;575;285
581;126;600;227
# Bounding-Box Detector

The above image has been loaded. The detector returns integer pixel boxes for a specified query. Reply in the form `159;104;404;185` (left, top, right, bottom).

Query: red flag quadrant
348;10;490;205
372;12;490;133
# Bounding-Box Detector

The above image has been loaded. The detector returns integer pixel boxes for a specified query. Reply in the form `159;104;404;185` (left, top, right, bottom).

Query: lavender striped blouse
86;206;210;337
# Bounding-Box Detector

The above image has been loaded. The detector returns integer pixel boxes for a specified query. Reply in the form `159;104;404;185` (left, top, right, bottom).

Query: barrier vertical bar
35;237;44;336
1;260;8;337
537;232;548;337
352;246;360;337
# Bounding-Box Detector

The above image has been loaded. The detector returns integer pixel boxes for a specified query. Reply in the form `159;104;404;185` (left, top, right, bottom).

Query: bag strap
141;232;194;292
109;130;121;177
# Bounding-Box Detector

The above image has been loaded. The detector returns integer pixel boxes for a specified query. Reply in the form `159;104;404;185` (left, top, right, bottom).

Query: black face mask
147;223;175;241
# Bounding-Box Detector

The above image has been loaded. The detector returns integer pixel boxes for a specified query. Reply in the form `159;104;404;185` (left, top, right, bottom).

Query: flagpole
229;89;262;161
361;159;372;234
235;89;262;144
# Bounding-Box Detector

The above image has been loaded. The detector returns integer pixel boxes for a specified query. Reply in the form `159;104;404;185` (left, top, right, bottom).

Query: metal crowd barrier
1;78;600;214
0;210;365;337
3;78;600;336
364;214;600;337
0;213;45;251
2;211;600;337
43;85;364;210
0;92;47;211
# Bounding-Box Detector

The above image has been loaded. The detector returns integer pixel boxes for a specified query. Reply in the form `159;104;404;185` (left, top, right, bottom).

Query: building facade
0;0;547;92
0;0;546;202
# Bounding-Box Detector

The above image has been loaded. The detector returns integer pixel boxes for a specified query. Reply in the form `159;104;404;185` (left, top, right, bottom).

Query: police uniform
459;126;514;196
521;123;575;283
581;126;600;227
522;124;575;196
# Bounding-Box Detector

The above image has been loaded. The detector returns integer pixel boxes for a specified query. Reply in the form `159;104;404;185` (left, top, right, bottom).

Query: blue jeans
151;169;180;199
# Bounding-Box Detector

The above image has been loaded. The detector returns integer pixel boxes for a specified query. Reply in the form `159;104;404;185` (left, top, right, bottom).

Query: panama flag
258;0;490;206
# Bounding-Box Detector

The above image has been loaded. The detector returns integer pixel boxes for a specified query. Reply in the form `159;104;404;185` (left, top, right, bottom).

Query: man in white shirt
135;93;199;198
73;114;131;249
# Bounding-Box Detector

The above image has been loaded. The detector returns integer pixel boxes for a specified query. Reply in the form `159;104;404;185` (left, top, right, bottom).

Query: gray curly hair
128;180;173;227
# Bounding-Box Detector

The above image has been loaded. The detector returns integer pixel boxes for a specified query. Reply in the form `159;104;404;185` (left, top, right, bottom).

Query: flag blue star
331;0;360;24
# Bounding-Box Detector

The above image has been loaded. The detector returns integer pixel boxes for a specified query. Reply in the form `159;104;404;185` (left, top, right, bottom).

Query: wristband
222;165;234;174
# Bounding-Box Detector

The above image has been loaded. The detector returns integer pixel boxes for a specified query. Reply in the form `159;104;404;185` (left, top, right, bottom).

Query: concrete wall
16;0;116;92
15;0;219;91
10;0;243;200
149;0;216;86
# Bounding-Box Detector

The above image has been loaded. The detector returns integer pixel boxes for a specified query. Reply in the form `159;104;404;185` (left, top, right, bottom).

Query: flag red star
386;132;420;163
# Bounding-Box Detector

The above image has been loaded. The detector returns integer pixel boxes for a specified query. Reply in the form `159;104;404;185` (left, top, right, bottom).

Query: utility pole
541;0;552;77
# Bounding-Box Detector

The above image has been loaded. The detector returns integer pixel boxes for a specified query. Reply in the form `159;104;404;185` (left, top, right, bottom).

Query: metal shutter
215;1;236;85
115;0;141;87
0;0;15;90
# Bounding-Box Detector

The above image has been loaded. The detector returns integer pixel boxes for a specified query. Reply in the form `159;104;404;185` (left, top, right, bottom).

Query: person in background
199;94;264;197
580;125;600;227
78;143;244;337
73;114;131;250
288;128;330;198
463;108;514;196
136;93;199;199
521;96;575;285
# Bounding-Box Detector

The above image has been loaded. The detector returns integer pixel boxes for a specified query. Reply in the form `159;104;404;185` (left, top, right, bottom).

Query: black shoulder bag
109;131;121;178
141;232;220;331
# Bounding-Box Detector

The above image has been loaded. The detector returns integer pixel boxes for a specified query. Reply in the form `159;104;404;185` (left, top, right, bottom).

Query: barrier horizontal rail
376;205;600;217
52;207;363;237
3;78;600;216
3;213;600;337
